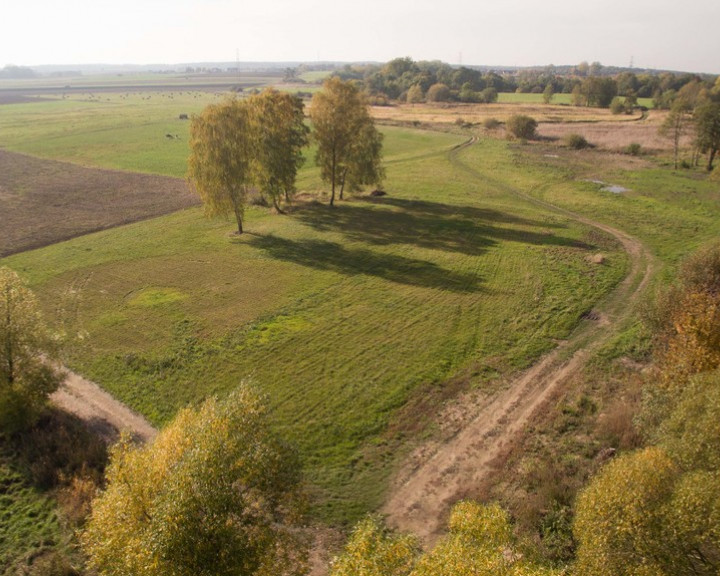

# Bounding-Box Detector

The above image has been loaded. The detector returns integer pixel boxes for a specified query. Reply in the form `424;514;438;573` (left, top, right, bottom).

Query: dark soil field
0;149;199;256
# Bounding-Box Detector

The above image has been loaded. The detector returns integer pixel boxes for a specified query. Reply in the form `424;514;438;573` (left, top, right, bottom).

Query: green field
0;93;221;176
498;92;654;108
1;110;630;522
2;85;718;530
498;92;574;105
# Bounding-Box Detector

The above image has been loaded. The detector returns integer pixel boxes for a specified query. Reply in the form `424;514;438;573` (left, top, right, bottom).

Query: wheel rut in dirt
382;139;655;544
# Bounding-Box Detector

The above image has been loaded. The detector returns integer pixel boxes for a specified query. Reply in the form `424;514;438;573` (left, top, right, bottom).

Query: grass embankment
2;127;627;524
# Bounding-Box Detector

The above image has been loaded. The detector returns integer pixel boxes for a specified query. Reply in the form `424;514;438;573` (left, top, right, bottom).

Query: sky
1;0;719;74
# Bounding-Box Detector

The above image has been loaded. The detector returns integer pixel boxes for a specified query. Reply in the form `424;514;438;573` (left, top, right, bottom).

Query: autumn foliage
573;242;720;576
82;386;307;576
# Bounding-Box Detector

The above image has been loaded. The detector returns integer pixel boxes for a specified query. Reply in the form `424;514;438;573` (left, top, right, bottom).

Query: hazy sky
1;0;719;74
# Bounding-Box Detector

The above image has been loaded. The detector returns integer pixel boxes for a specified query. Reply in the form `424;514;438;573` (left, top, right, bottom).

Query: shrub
610;97;626;115
479;87;498;103
506;114;537;139
625;142;642;156
483;117;501;130
426;83;452;103
564;133;589;149
406;84;424;104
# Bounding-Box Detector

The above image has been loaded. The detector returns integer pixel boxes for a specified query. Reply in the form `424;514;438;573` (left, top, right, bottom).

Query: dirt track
382;139;655;544
51;368;157;444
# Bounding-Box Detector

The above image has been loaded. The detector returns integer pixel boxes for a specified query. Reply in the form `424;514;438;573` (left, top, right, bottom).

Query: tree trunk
708;148;717;171
273;197;285;214
339;167;348;200
330;150;336;207
231;188;244;234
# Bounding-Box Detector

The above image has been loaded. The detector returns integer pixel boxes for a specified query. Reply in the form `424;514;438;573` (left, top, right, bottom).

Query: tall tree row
310;77;385;206
187;89;309;234
188;80;385;230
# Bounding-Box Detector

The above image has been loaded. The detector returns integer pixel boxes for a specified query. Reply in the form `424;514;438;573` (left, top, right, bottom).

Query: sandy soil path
382;140;655;544
51;369;157;444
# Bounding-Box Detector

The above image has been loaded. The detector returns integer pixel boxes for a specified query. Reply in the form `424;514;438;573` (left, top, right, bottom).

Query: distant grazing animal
179;113;189;120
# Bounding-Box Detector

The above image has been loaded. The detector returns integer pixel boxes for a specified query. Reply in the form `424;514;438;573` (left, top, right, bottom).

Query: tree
660;99;692;169
188;98;253;234
413;501;562;576
425;83;451;102
580;76;618;108
0;267;62;431
310;77;384;206
695;101;720;171
329;516;419;576
247;89;309;212
571;84;586;107
542;83;555;104
330;502;561;576
506;114;537;140
341;120;385;197
576;372;720;576
573;448;681;576
82;386;307;576
480;87;498;104
406;84;424;104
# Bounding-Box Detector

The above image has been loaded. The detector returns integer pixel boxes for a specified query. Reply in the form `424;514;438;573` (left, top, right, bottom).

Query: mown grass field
2;84;717;530
1;106;629;523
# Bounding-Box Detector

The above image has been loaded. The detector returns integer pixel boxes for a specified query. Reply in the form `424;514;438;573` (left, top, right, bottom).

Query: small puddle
583;179;630;194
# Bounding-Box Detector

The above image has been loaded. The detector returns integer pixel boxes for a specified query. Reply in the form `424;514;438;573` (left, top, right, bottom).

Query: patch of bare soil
0;149;199;257
51;368;157;444
382;141;655;545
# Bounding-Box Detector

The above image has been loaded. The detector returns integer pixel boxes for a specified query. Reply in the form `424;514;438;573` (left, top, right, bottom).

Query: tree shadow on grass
247;235;484;293
291;197;592;256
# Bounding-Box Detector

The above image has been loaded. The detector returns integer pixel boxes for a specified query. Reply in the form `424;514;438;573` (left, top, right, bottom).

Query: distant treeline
0;65;37;79
329;57;720;109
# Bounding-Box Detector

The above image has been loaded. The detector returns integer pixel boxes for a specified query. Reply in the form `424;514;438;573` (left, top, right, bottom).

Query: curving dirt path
382;140;655;544
51;368;157;444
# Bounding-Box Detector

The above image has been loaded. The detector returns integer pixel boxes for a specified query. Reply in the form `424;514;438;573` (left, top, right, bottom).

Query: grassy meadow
1;99;630;522
2;84;718;531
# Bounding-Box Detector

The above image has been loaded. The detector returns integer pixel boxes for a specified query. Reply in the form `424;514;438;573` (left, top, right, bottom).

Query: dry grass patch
537;110;693;152
371;102;637;127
